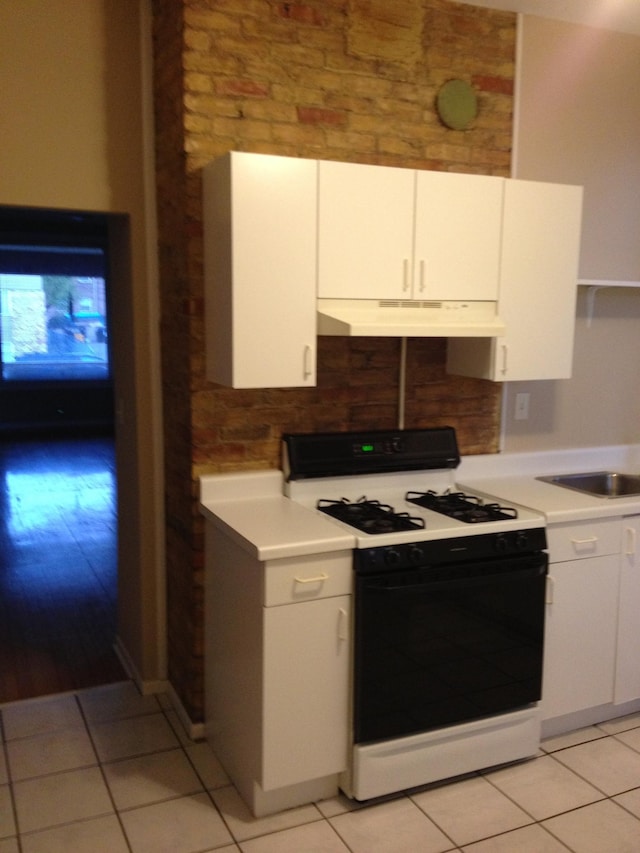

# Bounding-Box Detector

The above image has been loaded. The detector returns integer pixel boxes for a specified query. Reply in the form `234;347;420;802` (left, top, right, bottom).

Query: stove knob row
382;544;426;568
408;545;425;564
494;532;530;553
384;548;402;567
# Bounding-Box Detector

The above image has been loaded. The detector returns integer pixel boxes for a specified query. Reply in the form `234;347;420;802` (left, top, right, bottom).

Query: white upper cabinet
447;179;583;381
414;170;503;301
318;160;415;300
318;160;503;302
203;151;317;389
203;152;583;387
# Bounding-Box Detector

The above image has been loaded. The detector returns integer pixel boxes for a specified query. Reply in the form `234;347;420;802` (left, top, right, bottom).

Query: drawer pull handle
338;607;348;641
571;537;598;546
294;573;329;584
625;526;637;556
303;345;314;379
500;344;508;375
546;575;554;605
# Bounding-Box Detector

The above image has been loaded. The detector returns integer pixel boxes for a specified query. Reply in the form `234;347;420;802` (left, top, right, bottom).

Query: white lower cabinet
205;526;352;816
615;515;640;704
262;595;350;790
542;552;620;720
540;515;640;723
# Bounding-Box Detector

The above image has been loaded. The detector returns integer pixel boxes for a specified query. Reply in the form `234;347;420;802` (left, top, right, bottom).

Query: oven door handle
363;562;547;594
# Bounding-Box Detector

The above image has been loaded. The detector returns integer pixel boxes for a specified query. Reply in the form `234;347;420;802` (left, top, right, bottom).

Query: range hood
317;298;505;337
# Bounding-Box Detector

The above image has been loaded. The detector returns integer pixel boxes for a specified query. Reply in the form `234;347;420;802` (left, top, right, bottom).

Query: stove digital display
353;438;402;456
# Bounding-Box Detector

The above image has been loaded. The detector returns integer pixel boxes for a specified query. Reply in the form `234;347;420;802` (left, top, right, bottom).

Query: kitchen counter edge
199;470;355;561
458;444;640;523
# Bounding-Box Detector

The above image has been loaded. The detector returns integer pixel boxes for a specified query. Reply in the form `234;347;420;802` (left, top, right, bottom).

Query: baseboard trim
113;636;169;697
113;637;203;740
165;682;206;741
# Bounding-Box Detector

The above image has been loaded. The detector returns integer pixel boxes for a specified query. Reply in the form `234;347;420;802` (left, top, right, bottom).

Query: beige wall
0;0;109;210
503;14;640;452
0;0;165;685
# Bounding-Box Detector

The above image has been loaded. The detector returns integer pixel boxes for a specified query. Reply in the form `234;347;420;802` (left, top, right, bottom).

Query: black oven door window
353;553;548;744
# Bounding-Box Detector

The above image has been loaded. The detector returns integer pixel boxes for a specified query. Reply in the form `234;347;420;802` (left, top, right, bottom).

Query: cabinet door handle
303;345;314;379
294;572;328;584
500;344;508;375
402;258;410;292
418;259;425;292
545;574;554;605
338;607;349;641
625;526;637;556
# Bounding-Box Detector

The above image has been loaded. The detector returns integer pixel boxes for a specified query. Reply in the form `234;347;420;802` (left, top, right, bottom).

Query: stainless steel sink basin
537;471;640;498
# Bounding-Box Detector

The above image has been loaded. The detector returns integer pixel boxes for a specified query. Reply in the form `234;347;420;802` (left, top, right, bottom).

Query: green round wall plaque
436;79;478;130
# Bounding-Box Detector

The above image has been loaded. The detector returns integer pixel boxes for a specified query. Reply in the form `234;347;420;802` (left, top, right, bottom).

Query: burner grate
317;497;425;534
406;490;518;523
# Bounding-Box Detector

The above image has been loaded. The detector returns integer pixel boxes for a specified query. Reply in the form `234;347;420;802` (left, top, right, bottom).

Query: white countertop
457;444;640;523
200;445;640;559
200;470;354;560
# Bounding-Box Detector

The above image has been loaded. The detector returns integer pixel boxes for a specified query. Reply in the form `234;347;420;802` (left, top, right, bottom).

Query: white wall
503;14;640;452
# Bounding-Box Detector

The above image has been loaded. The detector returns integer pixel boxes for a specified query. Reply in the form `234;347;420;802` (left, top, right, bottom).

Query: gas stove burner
406;490;519;524
317;497;426;535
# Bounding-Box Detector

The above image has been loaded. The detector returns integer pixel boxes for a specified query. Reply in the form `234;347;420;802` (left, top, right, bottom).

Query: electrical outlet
515;392;530;421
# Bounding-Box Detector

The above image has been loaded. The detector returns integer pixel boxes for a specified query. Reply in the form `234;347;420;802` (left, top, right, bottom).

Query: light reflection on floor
0;435;125;702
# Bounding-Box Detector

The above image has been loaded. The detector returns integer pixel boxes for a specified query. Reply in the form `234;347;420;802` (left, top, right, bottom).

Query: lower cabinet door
262;595;351;791
542;555;619;720
615;516;640;704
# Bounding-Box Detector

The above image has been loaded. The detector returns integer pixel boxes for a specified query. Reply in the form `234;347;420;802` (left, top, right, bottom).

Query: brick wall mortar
153;0;515;721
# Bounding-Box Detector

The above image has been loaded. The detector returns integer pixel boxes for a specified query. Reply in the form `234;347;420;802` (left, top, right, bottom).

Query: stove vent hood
317;298;505;337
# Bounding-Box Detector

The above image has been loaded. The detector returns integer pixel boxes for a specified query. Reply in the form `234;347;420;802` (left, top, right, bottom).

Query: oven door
354;552;548;744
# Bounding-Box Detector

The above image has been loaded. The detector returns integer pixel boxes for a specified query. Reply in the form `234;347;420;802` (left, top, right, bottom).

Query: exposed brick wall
153;0;516;721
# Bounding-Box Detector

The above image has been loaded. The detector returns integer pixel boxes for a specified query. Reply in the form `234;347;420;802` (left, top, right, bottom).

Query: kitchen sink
537;471;640;498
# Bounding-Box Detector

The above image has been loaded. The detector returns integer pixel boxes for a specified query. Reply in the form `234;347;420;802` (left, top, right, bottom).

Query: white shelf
577;280;640;325
578;279;640;288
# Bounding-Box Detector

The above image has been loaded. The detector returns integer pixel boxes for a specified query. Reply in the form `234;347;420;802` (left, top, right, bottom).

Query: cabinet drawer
547;518;621;562
264;550;352;606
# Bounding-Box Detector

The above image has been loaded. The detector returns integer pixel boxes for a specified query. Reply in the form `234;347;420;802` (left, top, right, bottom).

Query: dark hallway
0;435;126;703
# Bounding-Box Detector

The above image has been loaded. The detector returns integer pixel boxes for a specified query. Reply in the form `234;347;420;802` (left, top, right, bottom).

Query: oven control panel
283;427;461;480
355;527;548;573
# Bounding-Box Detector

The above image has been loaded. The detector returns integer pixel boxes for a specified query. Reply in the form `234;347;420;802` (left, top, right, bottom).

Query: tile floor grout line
6;685;640;852
74;691;135;853
404;790;469;852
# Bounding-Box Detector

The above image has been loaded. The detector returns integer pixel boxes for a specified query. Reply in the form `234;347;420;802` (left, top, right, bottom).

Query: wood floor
0;434;126;703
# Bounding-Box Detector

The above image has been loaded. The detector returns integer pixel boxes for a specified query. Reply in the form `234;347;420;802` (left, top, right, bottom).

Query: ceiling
457;1;640;35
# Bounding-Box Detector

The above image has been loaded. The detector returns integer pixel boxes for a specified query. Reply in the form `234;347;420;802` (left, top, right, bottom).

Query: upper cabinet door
318;160;415;300
447;179;583;382
204;152;318;389
496;179;583;381
414;171;503;301
318;161;503;302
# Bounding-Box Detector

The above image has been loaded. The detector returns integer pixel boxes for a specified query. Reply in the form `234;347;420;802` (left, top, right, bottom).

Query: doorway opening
0;205;125;702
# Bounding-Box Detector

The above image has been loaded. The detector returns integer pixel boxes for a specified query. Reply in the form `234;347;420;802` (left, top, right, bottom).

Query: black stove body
283;427;549;801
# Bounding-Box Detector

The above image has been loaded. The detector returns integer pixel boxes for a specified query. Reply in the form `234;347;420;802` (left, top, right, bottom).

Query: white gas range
283;427;549;801
283;426;546;545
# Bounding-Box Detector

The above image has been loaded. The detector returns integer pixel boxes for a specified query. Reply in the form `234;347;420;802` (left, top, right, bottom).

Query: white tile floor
3;683;640;853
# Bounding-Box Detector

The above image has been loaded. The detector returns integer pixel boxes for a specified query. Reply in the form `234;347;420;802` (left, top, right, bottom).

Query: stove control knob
408;545;424;564
494;534;509;553
516;532;529;550
384;548;402;567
